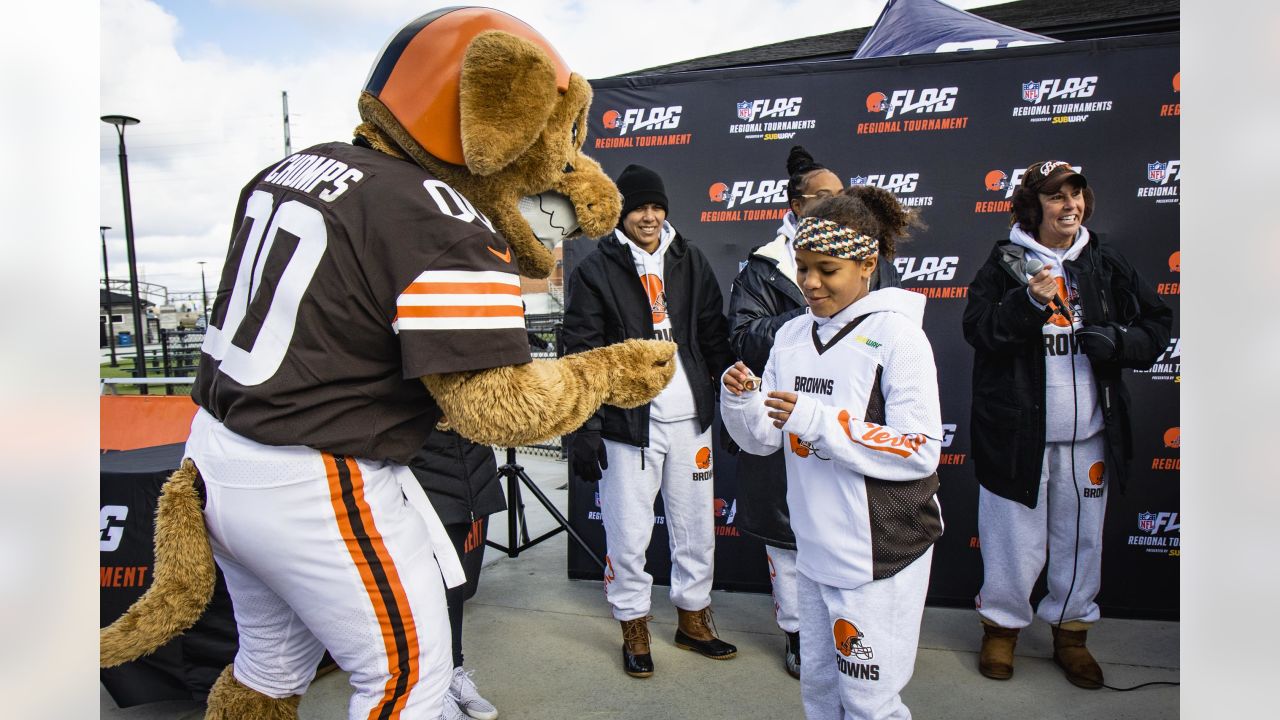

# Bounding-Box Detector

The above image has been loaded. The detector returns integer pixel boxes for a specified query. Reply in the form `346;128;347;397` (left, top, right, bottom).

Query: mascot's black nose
564;162;574;173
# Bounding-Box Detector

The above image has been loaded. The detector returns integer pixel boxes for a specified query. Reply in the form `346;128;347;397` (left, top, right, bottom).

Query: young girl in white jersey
721;186;942;720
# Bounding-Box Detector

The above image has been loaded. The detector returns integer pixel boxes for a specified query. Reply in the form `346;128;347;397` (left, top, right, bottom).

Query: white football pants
186;409;463;719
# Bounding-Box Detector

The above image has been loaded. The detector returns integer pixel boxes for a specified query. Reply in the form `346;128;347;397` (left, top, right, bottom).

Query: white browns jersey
194;142;531;464
722;287;943;589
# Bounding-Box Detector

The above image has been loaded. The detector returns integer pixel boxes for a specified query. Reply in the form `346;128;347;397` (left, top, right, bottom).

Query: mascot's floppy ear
460;31;559;176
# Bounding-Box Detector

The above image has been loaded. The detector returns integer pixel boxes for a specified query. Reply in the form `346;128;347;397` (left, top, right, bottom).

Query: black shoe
675;606;738;659
622;645;654;678
621;617;654;678
784;631;800;679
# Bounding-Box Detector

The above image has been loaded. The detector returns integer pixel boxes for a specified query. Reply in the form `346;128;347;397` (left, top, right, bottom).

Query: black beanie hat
616;164;668;219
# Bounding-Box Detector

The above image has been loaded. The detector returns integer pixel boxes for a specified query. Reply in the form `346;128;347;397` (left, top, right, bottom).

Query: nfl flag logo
1148;162;1167;183
737;101;752;121
1022;81;1041;103
850;175;868;186
1138;512;1157;533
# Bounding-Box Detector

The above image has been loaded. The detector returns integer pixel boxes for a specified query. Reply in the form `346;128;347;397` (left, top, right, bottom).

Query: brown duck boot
620;616;654;678
675;606;737;659
978;621;1019;680
1052;623;1104;689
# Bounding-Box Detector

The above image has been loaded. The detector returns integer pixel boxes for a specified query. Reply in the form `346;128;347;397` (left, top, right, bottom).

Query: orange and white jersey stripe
393;269;524;332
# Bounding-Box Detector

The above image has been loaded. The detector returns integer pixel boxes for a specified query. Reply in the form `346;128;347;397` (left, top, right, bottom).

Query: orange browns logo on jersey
788;433;830;460
695;446;712;470
641;274;668;325
833;619;875;660
1088;461;1106;486
1044;276;1082;328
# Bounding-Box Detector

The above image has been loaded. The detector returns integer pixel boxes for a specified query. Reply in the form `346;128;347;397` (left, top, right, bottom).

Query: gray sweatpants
599;418;715;620
797;547;933;720
976;434;1107;628
767;545;801;634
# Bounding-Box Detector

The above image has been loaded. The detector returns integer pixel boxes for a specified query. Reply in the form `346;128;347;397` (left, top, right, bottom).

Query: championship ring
743;375;759;391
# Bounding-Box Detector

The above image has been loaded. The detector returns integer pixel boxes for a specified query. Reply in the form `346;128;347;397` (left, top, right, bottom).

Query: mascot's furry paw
100;460;215;668
584;338;677;408
422;339;675;448
205;665;301;720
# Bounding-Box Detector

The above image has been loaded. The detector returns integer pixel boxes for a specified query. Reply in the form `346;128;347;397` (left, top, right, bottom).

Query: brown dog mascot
100;8;675;718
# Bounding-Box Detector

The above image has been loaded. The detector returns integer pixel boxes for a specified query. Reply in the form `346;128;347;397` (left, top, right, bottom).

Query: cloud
102;0;1014;300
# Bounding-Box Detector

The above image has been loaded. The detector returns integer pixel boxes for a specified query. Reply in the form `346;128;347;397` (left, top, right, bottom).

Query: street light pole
100;225;118;367
102;114;149;394
197;260;210;325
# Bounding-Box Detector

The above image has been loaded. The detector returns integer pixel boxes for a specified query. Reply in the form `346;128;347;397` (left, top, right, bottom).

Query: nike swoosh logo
488;245;512;263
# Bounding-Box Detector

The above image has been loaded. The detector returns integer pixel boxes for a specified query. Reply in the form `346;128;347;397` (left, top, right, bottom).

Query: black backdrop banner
566;34;1179;620
100;443;238;708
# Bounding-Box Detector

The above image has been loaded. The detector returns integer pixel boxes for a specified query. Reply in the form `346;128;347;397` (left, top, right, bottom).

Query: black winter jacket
563;230;732;446
408;429;504;526
726;236;902;547
962;233;1172;508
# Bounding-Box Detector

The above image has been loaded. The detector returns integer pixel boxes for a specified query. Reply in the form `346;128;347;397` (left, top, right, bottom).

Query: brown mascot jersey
193;141;532;464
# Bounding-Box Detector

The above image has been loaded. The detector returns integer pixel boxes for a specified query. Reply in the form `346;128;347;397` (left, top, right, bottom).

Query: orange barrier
101;395;199;451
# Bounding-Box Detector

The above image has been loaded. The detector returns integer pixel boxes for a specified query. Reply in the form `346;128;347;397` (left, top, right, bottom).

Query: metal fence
100;316;569;457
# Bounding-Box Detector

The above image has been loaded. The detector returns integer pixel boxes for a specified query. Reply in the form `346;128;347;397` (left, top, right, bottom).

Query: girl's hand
765;391;798;428
723;361;759;396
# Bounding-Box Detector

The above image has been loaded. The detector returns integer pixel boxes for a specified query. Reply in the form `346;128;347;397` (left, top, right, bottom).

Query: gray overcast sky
100;0;1016;303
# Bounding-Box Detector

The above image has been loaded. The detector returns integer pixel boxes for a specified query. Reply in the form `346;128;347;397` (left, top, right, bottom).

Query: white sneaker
439;694;468;720
449;666;499;720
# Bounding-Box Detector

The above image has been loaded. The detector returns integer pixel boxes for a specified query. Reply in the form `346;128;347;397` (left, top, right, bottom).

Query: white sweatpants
797;548;932;720
599;418;715;620
767;545;801;634
976;434;1107;628
187;410;461;719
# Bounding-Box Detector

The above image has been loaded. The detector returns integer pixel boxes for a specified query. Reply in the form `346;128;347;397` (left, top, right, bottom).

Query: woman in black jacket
562;164;735;679
963;161;1171;690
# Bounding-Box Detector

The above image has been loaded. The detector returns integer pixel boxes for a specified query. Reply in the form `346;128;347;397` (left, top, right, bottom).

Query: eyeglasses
798;190;836;199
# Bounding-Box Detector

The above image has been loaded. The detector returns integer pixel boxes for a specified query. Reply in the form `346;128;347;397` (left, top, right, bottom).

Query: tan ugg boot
1052;623;1104;689
205;665;301;719
620;616;654;678
978;621;1019;680
675;606;737;659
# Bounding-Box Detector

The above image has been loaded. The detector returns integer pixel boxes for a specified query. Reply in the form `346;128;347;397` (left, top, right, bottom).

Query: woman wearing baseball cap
963;161;1172;688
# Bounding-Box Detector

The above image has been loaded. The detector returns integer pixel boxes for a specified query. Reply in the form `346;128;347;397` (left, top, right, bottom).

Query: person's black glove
571;430;608;482
1076;324;1120;361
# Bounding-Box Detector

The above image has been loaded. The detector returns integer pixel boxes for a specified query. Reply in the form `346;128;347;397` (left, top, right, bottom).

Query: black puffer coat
408;429;504;526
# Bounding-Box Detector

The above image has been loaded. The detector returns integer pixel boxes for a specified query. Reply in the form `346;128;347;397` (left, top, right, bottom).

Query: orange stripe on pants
324;454;421;719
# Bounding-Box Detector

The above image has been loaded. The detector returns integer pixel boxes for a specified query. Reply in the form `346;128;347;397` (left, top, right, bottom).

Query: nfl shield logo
737;101;752;121
1022;81;1041;103
850;175;868;186
1148;162;1167;183
1138;512;1156;533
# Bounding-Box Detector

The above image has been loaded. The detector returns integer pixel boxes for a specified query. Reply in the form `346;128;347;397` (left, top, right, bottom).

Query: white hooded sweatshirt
721;287;943;588
1008;226;1103;442
614;222;697;422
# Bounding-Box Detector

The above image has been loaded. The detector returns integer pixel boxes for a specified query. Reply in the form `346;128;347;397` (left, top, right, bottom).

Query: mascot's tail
100;459;217;667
